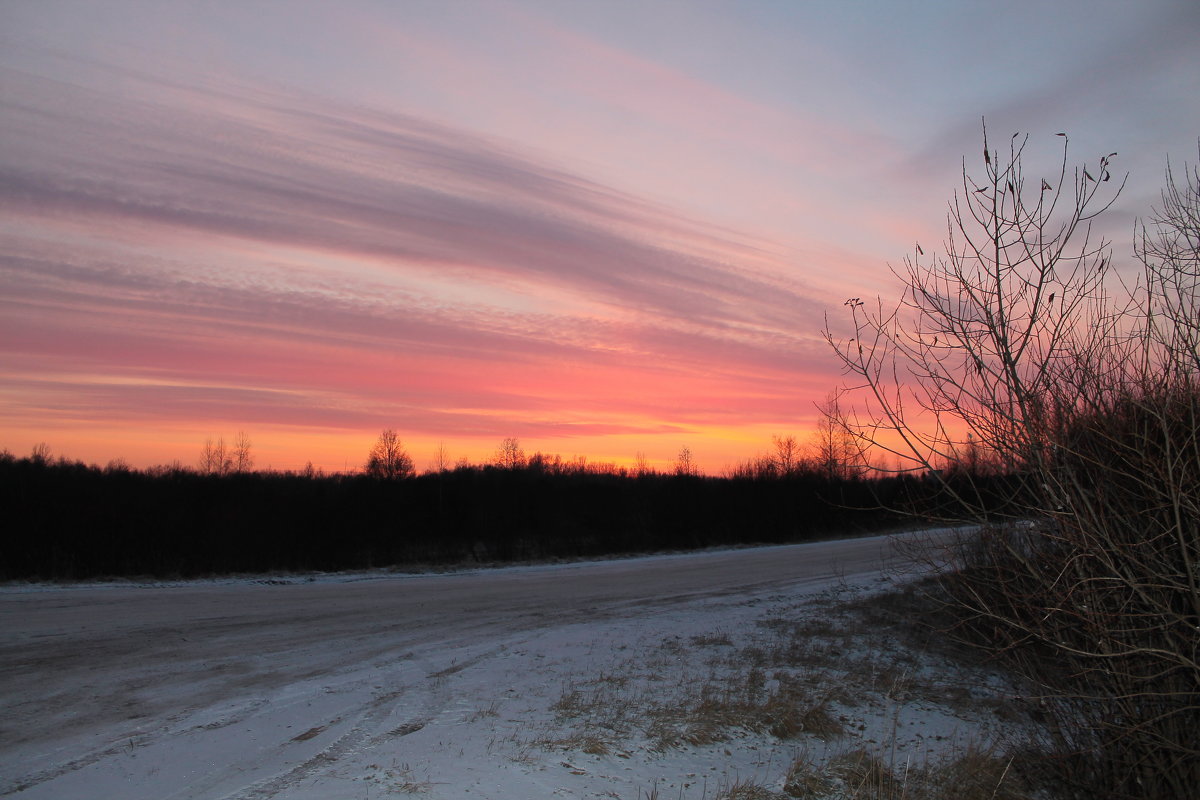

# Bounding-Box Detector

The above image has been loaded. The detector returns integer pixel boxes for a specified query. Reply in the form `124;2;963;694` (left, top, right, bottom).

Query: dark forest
0;450;964;580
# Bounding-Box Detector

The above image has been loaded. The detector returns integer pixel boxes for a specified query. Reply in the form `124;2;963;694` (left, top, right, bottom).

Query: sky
2;0;1198;474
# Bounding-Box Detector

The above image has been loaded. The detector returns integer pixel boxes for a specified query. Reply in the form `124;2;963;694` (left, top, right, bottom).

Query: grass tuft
783;757;835;799
829;748;901;797
714;778;790;800
927;745;1028;800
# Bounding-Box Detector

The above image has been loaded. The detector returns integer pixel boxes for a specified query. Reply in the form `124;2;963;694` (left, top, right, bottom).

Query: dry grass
714;778;790;799
546;581;1042;800
828;749;903;798
467;699;501;722
775;743;1033;800
782;758;834;799
535;729;612;756
691;631;735;648
545;647;845;756
643;668;844;751
372;762;434;794
925;745;1027;800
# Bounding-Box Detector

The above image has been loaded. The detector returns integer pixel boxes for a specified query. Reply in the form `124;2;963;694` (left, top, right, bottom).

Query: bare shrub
826;129;1200;798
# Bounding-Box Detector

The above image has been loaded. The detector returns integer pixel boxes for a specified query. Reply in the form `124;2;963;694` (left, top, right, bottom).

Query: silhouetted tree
30;442;51;465
772;434;801;476
427;441;450;474
811;392;859;481
494;437;525;470
232;431;254;473
365;429;414;478
199;437;232;475
674;445;697;476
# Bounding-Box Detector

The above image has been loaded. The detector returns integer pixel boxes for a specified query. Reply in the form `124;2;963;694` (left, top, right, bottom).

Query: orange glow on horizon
3;415;853;477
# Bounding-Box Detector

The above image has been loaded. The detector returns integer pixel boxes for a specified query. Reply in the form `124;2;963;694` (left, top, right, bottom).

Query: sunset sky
3;1;1198;473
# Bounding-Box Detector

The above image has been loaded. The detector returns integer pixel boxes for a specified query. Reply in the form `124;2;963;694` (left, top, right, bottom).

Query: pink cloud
0;52;864;471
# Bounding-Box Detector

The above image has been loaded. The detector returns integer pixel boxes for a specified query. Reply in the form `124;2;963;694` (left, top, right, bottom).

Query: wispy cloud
1;61;835;459
1;63;819;331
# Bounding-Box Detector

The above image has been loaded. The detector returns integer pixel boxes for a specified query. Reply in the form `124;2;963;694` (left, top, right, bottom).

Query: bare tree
494;437;526;470
771;434;800;476
232;431;254;473
29;442;51;465
634;451;653;477
366;429;414;479
825;127;1121;493
105;457;131;473
810;393;859;482
428;441;450;474
200;434;252;475
674;445;697;477
199;437;232;475
1135;145;1200;376
825;128;1199;797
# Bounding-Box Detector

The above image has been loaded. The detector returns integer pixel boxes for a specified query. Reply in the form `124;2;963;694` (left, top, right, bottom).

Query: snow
0;531;1028;799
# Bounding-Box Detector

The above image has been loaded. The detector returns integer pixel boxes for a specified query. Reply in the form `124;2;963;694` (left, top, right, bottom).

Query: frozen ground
0;530;1030;799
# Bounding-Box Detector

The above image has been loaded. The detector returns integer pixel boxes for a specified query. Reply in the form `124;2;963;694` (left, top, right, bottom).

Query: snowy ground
0;531;1031;799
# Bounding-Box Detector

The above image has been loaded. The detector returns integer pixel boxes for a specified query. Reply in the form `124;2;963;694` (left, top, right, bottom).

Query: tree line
0;435;952;580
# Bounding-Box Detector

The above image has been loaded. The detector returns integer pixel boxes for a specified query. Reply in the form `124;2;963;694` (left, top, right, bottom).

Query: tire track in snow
214;645;507;800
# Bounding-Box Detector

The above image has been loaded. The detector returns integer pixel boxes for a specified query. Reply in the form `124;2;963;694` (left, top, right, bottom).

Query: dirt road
0;532;925;799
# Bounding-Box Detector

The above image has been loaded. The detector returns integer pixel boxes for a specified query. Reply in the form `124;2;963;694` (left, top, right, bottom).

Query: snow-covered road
0;532;935;799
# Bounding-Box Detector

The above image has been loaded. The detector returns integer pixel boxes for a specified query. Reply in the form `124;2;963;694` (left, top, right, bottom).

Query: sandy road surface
0;532;925;799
